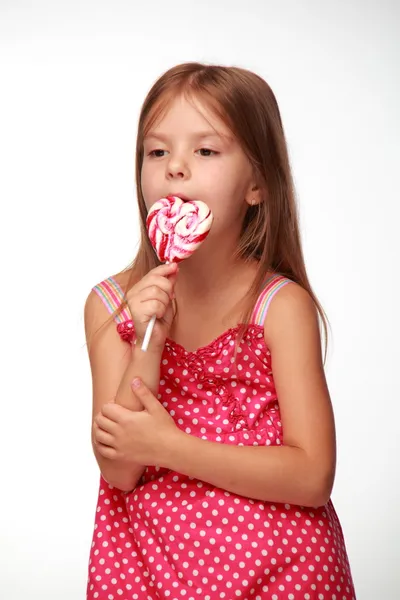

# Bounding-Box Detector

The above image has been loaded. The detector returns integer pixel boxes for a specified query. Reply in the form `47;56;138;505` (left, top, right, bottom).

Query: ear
245;182;263;207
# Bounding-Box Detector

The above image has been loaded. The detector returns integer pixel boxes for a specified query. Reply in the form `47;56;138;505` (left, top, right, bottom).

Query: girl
84;62;356;600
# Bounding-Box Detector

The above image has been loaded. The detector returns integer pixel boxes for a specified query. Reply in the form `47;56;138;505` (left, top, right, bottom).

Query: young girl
84;62;356;600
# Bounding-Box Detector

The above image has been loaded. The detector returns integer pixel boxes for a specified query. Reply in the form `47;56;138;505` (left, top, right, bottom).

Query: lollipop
141;195;213;351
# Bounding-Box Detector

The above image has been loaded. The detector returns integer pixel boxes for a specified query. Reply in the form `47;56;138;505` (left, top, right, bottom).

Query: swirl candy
146;195;213;263
141;195;213;351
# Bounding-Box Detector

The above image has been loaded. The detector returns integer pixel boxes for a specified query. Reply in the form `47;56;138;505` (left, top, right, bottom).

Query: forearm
115;343;163;408
165;433;333;507
99;343;163;491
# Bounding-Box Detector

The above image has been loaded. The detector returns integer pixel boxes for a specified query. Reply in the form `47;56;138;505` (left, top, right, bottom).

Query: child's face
141;94;256;235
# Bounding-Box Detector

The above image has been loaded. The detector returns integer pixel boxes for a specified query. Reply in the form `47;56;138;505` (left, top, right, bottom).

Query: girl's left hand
93;378;181;466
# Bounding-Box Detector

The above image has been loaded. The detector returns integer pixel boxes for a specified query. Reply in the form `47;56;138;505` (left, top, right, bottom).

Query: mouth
167;193;193;203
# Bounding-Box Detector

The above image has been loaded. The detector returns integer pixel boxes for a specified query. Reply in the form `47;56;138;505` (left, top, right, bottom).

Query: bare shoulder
112;267;136;290
264;280;321;358
84;268;135;351
84;269;134;317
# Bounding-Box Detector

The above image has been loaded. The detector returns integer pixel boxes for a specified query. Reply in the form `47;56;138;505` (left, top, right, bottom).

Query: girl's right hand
126;263;178;351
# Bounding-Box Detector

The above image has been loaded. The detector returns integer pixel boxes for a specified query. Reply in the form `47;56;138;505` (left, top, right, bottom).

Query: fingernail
132;378;141;389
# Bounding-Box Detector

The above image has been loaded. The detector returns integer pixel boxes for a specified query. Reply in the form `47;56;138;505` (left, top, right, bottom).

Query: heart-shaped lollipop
141;195;213;351
146;195;213;263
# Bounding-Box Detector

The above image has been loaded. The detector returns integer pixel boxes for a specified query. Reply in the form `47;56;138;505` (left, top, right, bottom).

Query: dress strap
250;274;292;326
92;276;131;324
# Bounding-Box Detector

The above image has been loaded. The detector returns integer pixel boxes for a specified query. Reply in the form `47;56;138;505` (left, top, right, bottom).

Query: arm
163;284;336;507
84;289;162;492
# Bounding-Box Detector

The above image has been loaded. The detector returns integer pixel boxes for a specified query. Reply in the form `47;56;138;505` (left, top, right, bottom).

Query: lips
167;193;193;203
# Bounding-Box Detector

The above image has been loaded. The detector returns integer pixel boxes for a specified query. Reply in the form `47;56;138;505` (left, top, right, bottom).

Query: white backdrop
1;1;399;598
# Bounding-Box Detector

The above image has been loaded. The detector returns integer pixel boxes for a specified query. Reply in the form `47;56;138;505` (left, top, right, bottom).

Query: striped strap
251;275;292;326
92;276;131;323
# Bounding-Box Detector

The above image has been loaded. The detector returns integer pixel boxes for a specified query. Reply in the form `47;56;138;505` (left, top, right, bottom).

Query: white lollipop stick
141;259;170;352
141;314;157;352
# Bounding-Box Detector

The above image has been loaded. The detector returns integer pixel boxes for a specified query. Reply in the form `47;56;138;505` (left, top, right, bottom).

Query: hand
126;263;178;349
93;378;181;466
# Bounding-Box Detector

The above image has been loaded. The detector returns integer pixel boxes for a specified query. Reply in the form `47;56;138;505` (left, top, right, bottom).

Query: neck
174;239;256;302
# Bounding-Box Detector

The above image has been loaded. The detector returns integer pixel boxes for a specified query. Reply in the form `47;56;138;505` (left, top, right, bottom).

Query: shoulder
85;268;135;309
264;280;321;357
84;269;135;346
85;270;124;312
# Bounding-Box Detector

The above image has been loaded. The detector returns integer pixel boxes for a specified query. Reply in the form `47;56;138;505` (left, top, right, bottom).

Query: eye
148;149;168;158
197;148;218;157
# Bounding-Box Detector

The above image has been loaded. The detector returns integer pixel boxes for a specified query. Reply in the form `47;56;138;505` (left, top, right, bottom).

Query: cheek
204;171;248;211
140;162;152;191
141;163;160;207
202;176;249;231
208;157;250;191
206;193;247;231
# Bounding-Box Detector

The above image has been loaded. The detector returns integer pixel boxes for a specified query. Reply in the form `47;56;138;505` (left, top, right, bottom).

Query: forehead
144;91;233;140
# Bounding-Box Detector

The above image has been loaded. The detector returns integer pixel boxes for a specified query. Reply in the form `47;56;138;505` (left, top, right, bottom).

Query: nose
166;152;190;180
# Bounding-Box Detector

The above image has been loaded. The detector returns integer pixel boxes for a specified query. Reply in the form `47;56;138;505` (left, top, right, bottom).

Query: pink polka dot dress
88;274;356;600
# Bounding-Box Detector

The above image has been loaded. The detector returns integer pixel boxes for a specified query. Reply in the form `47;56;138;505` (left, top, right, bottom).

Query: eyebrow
144;131;231;142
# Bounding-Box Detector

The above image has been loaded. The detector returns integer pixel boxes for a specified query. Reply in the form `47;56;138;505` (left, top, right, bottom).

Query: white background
1;1;399;598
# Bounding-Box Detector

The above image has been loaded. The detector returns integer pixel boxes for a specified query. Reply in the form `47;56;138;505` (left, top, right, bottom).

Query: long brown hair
103;62;328;356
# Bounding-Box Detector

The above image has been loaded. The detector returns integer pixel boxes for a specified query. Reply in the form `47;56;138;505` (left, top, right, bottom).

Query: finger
140;299;171;321
94;413;119;434
167;271;178;294
93;425;116;448
131;378;160;413
97;443;118;459
139;286;171;306
139;276;174;298
151;262;178;277
101;402;130;422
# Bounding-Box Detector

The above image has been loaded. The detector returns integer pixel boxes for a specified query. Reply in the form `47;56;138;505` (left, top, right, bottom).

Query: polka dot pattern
87;306;355;599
